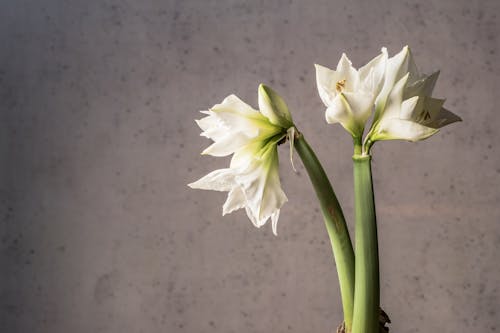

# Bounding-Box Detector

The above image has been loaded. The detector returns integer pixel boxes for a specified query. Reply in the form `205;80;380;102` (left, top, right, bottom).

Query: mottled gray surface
1;0;499;332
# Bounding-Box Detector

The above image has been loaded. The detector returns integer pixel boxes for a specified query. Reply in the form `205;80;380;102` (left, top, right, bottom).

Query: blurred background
1;0;499;332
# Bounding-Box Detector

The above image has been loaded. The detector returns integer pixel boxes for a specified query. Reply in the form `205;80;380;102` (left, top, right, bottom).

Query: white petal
222;187;246;215
325;94;351;124
379;73;410;121
210;95;280;140
325;94;362;137
201;131;258;157
375;118;438;142
212;94;261;118
342;91;375;123
375;46;410;111
229;139;271;168
188;168;235;191
399;96;419;120
358;50;387;95
236;144;287;222
271;210;280;236
315;64;341;106
245;206;263;228
336;53;359;91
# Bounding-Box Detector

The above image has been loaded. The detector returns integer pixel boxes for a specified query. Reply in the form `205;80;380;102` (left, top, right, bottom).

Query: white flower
188;85;294;235
315;50;386;138
366;46;461;143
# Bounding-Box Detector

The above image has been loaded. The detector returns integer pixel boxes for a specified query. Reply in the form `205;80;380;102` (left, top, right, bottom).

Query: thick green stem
351;155;379;333
294;133;355;331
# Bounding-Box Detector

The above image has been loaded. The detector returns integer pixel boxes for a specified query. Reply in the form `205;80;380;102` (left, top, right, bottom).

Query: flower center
336;79;346;93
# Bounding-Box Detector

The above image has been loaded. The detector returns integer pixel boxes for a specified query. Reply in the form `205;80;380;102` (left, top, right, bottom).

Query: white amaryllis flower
188;85;294;235
315;50;386;138
366;46;461;144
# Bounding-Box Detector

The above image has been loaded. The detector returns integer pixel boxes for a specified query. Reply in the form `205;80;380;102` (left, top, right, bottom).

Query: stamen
336;79;346;92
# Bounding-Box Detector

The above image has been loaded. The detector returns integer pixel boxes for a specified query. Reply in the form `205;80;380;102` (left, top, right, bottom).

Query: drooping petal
236;144;287;224
190;87;292;235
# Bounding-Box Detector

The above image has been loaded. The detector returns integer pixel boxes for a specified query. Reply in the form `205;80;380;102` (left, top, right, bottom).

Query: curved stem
351;155;379;333
294;132;355;331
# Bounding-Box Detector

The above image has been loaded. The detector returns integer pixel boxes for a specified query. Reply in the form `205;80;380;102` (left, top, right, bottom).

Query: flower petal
222;187;246;215
271;210;280;236
374;118;438;142
358;50;387;95
315;64;341;106
342;91;375;123
188;168;235;191
325;95;352;125
201;131;259;157
425;108;462;129
236;144;287;223
335;53;359;91
375;46;410;113
404;71;440;99
379;73;410;121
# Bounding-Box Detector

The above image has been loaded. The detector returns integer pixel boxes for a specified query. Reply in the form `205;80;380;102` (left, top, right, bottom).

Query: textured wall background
1;0;499;332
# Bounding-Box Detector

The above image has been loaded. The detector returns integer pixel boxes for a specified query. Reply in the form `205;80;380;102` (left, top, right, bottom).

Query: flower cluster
315;46;461;151
190;46;460;234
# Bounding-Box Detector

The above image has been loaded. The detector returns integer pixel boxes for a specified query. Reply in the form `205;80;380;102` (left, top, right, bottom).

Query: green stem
294;132;355;331
351;155;379;333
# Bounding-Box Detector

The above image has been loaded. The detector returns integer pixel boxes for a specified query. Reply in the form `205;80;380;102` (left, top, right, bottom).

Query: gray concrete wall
1;0;499;332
